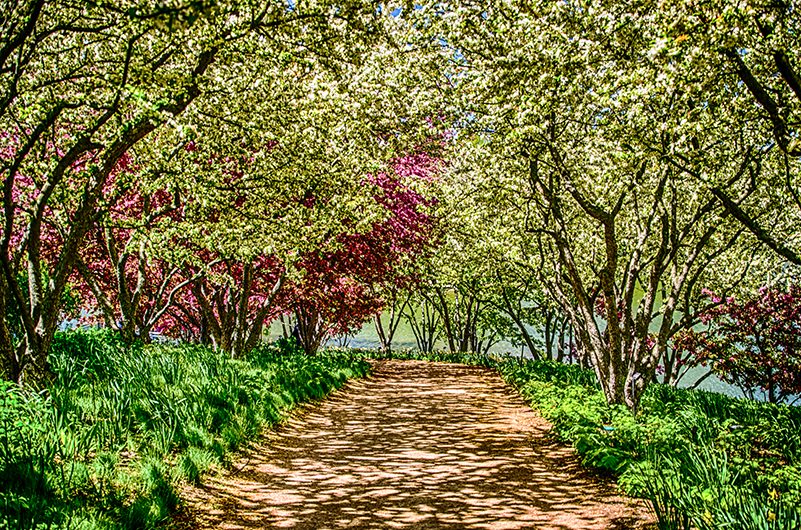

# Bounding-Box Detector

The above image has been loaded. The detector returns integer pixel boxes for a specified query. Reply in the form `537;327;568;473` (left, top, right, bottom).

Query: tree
290;151;440;355
176;256;283;357
402;292;442;353
405;207;508;355
675;286;801;403
421;277;504;355
409;0;783;409
291;267;382;355
71;177;197;343
0;0;423;383
0;1;230;383
373;285;412;355
656;2;801;266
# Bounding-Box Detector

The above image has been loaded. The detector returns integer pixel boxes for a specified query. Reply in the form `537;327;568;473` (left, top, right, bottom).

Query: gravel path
177;360;654;529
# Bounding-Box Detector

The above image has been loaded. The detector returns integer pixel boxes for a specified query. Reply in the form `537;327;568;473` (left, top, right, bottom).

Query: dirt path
178;360;654;529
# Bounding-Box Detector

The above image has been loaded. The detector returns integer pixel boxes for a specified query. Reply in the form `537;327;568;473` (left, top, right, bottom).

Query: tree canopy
2;0;800;409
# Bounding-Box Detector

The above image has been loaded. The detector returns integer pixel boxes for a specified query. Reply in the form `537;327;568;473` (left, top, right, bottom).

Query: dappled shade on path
178;361;653;529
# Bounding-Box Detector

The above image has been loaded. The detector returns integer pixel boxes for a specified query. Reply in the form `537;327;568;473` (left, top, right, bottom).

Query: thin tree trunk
432;288;456;353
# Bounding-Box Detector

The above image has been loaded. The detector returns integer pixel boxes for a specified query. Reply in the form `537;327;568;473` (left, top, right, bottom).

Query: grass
0;330;370;529
5;339;798;529
346;347;801;530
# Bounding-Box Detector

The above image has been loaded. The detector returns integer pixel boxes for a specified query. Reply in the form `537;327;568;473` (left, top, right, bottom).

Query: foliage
0;328;368;528
627;450;801;530
0;0;439;383
501;360;801;528
675;285;801;403
342;347;508;368
288;152;440;354
71;177;191;344
406;0;793;411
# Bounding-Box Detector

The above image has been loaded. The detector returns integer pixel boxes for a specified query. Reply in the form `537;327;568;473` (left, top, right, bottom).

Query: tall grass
0;330;369;529
497;358;801;529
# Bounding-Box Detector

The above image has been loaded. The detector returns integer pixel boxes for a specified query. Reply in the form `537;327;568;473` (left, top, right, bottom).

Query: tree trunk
374;314;390;353
0;279;19;381
556;316;569;363
295;304;327;355
498;288;540;360
404;297;440;353
433;288;456;353
544;311;554;360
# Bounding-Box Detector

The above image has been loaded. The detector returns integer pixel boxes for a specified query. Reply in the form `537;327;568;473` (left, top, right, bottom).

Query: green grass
0;330;369;529
341;346;507;367
350;347;801;530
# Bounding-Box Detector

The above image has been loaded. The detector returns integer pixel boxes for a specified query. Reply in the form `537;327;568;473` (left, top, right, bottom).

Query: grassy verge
347;348;801;529
0;330;370;529
344;347;504;367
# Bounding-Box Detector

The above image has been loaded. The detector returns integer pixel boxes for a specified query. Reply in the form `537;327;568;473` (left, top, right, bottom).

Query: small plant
625;460;691;530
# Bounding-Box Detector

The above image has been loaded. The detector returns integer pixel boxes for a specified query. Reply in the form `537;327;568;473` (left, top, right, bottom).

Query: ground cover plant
0;330;369;529
349;348;801;529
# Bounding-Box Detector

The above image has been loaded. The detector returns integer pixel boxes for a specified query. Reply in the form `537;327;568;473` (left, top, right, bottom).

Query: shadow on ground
177;361;654;529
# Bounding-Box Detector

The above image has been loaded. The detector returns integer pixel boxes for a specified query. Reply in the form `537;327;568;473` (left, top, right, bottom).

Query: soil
175;360;655;529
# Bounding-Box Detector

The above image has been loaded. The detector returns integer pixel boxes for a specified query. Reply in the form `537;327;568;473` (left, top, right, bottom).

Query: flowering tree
290;151;440;355
368;152;441;353
408;0;786;411
0;1;232;384
71;179;198;343
167;257;283;357
0;0;434;384
291;265;382;355
675;286;801;403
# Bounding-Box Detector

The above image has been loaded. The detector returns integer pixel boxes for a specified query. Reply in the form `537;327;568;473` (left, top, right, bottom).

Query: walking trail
177;360;654;529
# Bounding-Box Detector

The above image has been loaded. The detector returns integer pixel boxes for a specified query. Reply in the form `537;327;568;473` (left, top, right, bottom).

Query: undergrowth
0;330;369;529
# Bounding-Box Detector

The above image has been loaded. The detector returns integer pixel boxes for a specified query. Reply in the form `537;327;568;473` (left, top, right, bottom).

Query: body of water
268;314;746;399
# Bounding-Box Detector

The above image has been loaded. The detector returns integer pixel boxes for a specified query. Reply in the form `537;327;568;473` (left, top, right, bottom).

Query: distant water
268;316;750;399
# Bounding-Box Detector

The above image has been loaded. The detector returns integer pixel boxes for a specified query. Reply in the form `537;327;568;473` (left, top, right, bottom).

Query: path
177;360;654;529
